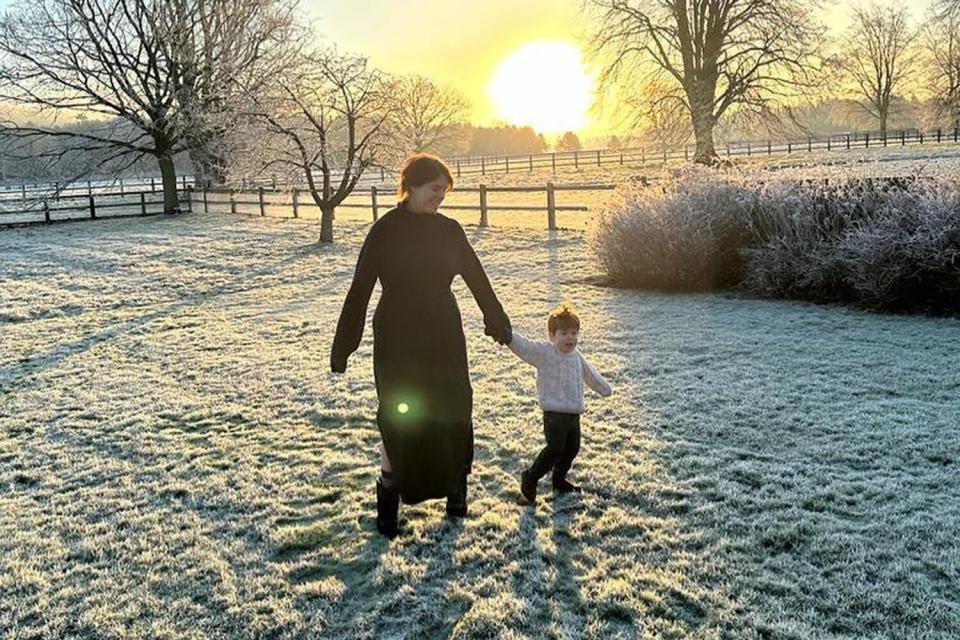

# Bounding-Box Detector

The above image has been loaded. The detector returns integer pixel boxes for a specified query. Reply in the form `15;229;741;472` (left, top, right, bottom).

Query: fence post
901;130;905;146
937;128;942;143
827;138;831;151
920;131;924;144
87;180;93;196
202;188;208;213
230;191;237;215
505;156;510;173
54;182;60;201
546;182;556;230
788;142;792;154
258;187;266;217
747;142;751;156
456;160;461;177
140;192;146;216
292;188;299;218
574;151;579;169
381;167;386;181
182;175;187;190
684;145;689;161
596;150;601;166
808;137;812;152
955;127;958;143
272;176;277;190
767;140;772;155
551;153;556;173
865;132;870;148
481;156;486;175
846;134;850;150
479;184;488;227
89;195;96;219
43;199;50;223
119;178;124;196
883;132;887;147
529;155;533;172
619;152;624;165
21;183;26;201
662;147;667;163
371;186;379;221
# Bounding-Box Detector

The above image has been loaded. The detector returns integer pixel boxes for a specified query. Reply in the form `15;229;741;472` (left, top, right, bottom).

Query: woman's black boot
445;474;468;518
376;477;400;539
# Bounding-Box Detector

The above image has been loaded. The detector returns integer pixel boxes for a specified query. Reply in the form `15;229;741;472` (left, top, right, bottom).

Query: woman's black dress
331;202;511;504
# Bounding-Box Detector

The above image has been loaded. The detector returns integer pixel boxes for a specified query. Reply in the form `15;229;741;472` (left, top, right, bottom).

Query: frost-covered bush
588;167;758;291
591;168;960;313
744;178;960;312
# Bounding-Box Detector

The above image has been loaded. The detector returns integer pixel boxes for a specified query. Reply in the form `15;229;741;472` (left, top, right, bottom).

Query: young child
505;302;613;504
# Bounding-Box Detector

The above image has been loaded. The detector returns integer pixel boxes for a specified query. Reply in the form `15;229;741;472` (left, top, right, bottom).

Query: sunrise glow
488;41;594;134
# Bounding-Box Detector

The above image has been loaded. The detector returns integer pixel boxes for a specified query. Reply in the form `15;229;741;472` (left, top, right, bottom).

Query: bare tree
922;0;960;130
0;0;193;213
390;74;470;156
0;0;297;213
248;48;394;243
585;0;826;165
173;0;301;188
840;3;917;136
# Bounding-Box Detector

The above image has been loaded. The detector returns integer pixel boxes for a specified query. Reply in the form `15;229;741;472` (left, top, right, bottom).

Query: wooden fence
0;175;195;204
445;127;960;178
197;181;630;230
0;188;193;228
6;126;956;201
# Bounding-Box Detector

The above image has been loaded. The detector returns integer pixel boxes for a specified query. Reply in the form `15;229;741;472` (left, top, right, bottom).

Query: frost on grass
1;212;959;639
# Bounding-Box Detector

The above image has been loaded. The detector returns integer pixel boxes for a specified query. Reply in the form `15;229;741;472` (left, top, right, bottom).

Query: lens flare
397;402;409;414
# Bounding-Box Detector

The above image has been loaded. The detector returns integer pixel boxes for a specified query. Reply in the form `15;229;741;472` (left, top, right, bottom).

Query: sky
0;0;940;139
308;0;938;139
308;0;598;135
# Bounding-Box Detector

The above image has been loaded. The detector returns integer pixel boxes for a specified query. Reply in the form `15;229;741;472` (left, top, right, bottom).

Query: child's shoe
552;478;581;494
519;470;537;504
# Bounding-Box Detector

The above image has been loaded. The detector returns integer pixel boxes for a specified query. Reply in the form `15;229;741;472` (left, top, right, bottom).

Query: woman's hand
485;325;512;346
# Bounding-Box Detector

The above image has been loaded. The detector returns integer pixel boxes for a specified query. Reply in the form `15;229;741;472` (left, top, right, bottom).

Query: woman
330;154;511;539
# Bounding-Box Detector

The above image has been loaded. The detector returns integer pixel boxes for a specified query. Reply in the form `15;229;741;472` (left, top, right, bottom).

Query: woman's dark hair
398;153;454;200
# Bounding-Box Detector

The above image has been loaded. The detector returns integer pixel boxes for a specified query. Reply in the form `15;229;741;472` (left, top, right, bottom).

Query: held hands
485;325;512;346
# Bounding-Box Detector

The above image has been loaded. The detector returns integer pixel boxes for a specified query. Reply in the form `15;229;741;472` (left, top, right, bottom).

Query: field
2;211;959;638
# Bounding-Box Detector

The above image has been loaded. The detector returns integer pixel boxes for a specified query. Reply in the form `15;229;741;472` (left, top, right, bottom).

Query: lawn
1;212;958;639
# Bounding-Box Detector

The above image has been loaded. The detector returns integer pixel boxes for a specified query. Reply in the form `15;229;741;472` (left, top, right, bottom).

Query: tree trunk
157;153;179;214
320;205;335;243
691;111;719;165
879;111;888;137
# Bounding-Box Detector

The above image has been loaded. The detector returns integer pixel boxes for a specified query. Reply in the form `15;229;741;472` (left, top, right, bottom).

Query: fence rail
0;188;194;228
0;175;196;204
5;127;957;201
197;181;625;230
443;127;960;178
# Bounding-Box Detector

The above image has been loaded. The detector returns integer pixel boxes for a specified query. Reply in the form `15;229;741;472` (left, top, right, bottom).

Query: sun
489;41;594;135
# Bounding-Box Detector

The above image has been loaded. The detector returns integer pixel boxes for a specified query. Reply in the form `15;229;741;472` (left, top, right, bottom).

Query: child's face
550;327;579;353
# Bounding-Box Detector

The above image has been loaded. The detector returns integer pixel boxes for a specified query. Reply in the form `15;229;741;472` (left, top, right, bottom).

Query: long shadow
1;234;327;385
314;504;467;637
549;492;589;628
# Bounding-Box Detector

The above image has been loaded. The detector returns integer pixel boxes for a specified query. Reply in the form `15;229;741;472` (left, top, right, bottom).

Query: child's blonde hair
547;302;580;336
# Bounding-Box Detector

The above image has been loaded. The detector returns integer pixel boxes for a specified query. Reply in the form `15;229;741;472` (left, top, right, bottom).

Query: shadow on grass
0;230;329;385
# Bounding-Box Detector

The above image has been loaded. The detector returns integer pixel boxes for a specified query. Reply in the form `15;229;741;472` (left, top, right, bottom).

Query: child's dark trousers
526;411;581;485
